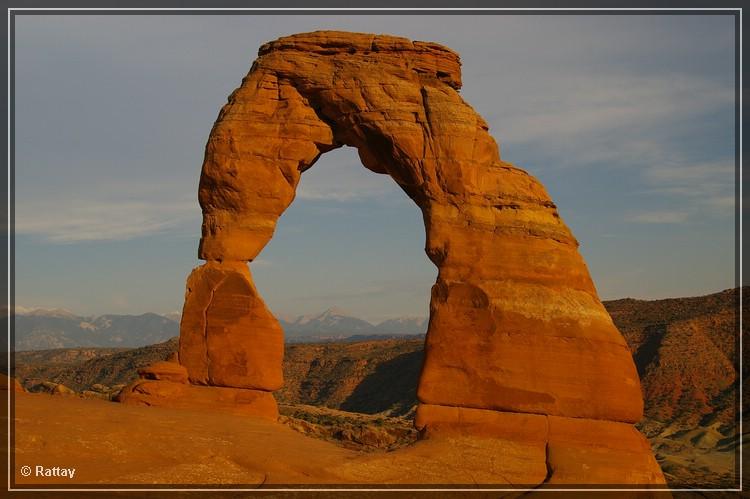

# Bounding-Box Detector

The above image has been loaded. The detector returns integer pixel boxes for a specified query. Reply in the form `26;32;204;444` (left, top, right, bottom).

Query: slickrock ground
13;392;347;485
10;392;668;492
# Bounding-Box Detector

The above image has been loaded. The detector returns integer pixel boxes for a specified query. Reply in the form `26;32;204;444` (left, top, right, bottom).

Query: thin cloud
16;198;198;243
626;211;689;224
637;159;735;217
704;196;736;210
645;161;734;184
486;69;734;171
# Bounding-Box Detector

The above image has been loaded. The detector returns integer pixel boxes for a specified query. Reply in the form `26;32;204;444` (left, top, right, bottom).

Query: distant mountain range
14;286;742;375
12;309;179;351
11;306;428;350
279;308;428;341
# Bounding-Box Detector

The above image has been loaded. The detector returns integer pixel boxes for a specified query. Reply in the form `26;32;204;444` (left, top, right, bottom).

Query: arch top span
197;31;572;265
257;31;463;90
116;31;665;484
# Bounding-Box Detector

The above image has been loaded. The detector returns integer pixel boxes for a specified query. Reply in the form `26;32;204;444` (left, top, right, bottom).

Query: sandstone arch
120;31;665;485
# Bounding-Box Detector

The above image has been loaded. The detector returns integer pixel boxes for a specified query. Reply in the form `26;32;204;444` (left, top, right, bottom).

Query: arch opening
253;145;434;328
253;144;434;419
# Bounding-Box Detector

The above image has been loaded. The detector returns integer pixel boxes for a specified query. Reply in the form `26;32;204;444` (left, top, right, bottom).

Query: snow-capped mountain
9;306;79;319
371;316;428;335
13;309;178;351
12;305;427;349
279;307;375;337
278;308;428;338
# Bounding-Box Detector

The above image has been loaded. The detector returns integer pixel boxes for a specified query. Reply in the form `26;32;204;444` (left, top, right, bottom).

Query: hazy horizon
13;14;736;323
10;283;743;325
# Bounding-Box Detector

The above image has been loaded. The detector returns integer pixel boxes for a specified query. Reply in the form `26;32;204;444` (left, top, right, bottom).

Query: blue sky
13;14;736;322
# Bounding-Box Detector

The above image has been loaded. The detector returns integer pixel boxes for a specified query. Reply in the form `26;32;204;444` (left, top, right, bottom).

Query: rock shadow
340;349;423;417
633;324;667;376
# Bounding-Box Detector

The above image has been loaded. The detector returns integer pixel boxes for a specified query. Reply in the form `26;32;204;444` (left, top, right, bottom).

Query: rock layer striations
130;31;664;485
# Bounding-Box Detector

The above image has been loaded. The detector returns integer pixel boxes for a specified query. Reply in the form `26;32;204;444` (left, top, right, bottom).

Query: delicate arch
180;31;643;425
114;31;666;485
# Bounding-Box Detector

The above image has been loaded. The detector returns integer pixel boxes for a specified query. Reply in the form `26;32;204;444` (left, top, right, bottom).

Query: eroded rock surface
194;30;641;420
145;30;662;485
416;404;665;485
137;361;189;384
117;379;278;421
179;261;283;391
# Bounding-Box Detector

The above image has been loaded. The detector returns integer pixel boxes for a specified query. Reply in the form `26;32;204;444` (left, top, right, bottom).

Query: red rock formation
179;261;283;391
134;31;663;485
117;379;278;421
415;404;664;485
137;361;189;384
117;356;278;421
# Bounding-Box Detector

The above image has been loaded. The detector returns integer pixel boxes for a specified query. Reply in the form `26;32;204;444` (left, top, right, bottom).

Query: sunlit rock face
160;31;661;485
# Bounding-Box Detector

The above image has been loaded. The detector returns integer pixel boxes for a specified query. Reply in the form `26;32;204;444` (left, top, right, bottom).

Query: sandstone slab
137;361;189;384
415;403;666;486
546;415;666;485
179;261;283;391
116;379;278;421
